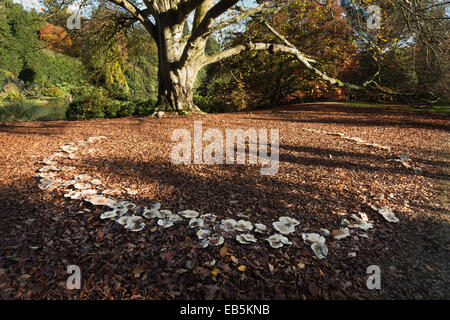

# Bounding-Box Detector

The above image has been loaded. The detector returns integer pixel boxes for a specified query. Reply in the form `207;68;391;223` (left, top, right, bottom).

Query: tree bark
156;62;200;113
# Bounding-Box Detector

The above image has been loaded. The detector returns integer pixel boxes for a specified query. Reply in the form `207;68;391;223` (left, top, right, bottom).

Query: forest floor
0;103;448;299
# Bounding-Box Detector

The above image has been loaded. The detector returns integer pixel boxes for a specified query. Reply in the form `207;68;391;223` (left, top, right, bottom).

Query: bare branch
177;1;278;68
107;0;158;40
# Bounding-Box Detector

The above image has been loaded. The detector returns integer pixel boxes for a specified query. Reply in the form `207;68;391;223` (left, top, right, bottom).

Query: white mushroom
91;179;102;185
168;213;183;222
189;218;204;229
151;202;161;210
157;219;174;228
236;220;253;232
266;234;292;248
279;216;300;227
86;195;116;207
311;242;328;259
73;174;91;181
64;190;82;200
221;219;237;231
117;216;130;225
102;189;122;196
197;229;211;240
255;223;268;234
100;210;118;220
200;239;210;248
333;227;350;240
302;233;325;244
377;206;400;223
39;165;60;172
236;234;257;244
209;235;224;246
38;179;60;191
158;209;172;219
126;188;138;195
143;208;159;219
80;189;97;197
73;182;91;190
273;221;295;235
116;207;129;216
351;213;373;230
179;210;199;218
38;172;55;179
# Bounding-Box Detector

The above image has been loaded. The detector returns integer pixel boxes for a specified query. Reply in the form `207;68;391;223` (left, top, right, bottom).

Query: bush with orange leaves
39;23;73;55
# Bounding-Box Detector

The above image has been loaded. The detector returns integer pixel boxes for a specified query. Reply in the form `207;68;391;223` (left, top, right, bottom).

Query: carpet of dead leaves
0;103;448;300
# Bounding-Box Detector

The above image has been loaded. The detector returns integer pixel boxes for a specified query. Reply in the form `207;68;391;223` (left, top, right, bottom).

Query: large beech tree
60;0;448;111
76;0;367;112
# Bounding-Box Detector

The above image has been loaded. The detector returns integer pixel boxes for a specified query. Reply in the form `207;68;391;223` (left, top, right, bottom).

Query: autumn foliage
39;23;72;54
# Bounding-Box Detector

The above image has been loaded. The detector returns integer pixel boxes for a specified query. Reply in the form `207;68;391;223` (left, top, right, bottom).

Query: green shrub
116;100;136;118
2;90;26;102
66;86;108;120
0;83;26;103
193;94;228;113
103;100;122;118
42;87;63;97
134;98;156;116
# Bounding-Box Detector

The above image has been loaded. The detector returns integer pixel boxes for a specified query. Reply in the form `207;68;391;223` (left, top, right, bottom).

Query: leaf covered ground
0;103;448;299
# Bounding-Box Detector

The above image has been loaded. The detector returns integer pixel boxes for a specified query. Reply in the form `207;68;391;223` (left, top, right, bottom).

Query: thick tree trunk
156;63;199;113
153;10;208;114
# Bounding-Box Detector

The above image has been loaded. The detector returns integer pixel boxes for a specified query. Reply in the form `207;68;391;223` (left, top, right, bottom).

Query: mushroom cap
188;218;204;229
197;229;211;240
221;219;237;230
236;234;257;244
117;216;130;225
87;195;117;207
143;208;159;219
100;210;118;220
311;242;328;259
236;220;253;232
255;223;268;233
157;219;174;228
273;221;295;235
302;233;325;244
333;227;350;240
279;216;300;227
209;235;224;246
168;213;183;222
179;210;199;218
378;206;400;223
266;234;292;248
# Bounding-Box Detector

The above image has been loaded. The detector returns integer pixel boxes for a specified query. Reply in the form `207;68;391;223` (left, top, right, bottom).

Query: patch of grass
320;101;450;116
410;105;450;116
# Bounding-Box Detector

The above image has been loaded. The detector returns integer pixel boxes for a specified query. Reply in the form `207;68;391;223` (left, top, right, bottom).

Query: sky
13;0;80;12
13;0;257;12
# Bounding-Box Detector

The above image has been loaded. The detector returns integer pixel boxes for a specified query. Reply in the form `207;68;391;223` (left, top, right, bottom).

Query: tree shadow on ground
246;103;450;132
0;121;70;136
278;144;450;181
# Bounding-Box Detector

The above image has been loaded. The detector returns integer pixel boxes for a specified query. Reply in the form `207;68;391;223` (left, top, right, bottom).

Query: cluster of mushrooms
36;135;401;260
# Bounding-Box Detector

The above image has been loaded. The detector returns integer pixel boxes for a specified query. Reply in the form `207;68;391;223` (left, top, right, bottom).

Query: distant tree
39;23;73;54
206;0;359;108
